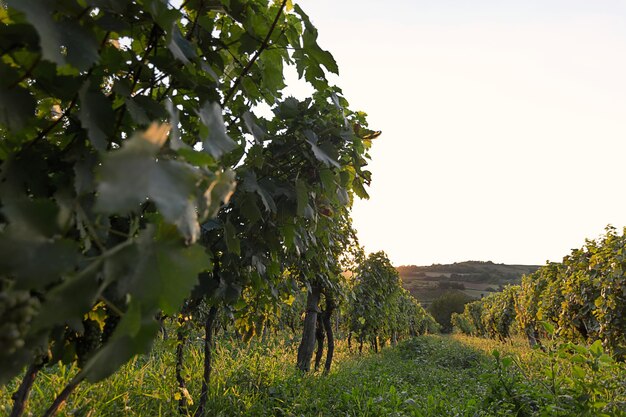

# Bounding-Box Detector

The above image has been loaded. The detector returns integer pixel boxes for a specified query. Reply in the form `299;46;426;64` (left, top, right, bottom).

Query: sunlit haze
286;0;626;266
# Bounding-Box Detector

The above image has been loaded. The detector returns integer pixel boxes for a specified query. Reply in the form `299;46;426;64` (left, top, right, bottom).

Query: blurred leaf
166;99;187;151
224;219;240;255
242;111;265;143
95;131;202;242
1;197;62;238
78;82;115;151
79;301;159;382
589;340;603;357
540;321;555;335
295;179;308;217
122;228;209;315
198;102;237;159
0;85;36;132
201;169;237;219
0;229;80;289
167;25;196;63
31;261;100;331
501;357;513;368
7;0;99;70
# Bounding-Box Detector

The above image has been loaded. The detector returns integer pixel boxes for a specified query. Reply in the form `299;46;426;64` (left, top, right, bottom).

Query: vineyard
1;0;626;416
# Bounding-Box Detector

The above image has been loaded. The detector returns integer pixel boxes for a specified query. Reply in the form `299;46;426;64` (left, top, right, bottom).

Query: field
399;262;540;306
401;278;492;306
3;331;625;417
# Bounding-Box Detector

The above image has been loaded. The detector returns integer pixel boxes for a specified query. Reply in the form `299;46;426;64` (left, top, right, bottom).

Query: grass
2;332;625;416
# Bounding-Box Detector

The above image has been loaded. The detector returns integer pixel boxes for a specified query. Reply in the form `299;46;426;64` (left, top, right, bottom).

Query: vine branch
221;0;288;107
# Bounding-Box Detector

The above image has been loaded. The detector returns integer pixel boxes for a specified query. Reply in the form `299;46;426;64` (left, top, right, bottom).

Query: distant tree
428;291;474;333
437;282;466;290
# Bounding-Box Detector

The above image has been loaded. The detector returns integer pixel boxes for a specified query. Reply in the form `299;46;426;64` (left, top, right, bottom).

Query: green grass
2;333;625;416
1;334;495;416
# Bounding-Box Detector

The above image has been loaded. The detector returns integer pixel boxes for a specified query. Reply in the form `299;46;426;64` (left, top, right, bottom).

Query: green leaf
501;357;513;368
572;365;585;379
167;25;196;64
319;168;336;192
589;340;604;357
122;229;209;315
1;197;62;238
295;180;308;217
540;321;555;335
78;82;115;151
282;223;295;250
353;180;369;199
166;99;187;151
143;0;179;30
259;48;286;92
95;132;202;243
198;102;237;159
241;171;276;212
304;130;339;168
304;34;338;74
0;230;80;290
274;97;300;119
79;302;159;382
224;220;241;255
177;148;215;167
240;192;262;224
0;85;36;132
8;0;99;70
242;111;265;143
31;262;100;331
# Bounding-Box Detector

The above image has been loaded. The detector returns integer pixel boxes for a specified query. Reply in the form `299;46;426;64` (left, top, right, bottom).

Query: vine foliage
0;0;375;396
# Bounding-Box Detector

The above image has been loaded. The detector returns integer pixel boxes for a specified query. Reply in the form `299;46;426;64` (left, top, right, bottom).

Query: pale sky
288;0;626;266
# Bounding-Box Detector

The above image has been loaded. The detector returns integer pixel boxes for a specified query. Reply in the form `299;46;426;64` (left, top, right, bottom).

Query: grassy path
3;334;624;416
1;335;502;416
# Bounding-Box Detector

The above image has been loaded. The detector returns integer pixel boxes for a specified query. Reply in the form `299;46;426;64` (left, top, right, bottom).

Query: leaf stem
7;55;41;90
75;201;106;253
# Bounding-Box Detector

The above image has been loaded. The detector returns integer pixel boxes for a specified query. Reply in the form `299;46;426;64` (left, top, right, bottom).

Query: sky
286;0;626;266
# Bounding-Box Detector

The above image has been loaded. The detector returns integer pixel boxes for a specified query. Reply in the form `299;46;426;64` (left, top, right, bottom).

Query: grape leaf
122;228;209;315
7;0;99;70
197;102;238;159
78;82;115;151
295;179;308;217
167;25;196;64
242;111;265;143
1;197;61;238
224;219;241;255
0;229;81;289
0;85;36;132
95;132;202;243
31;263;100;331
79;301;160;382
303;130;340;168
241;171;276;212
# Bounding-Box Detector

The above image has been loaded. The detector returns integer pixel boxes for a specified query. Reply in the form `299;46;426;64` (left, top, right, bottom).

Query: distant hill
397;260;539;284
398;261;540;307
